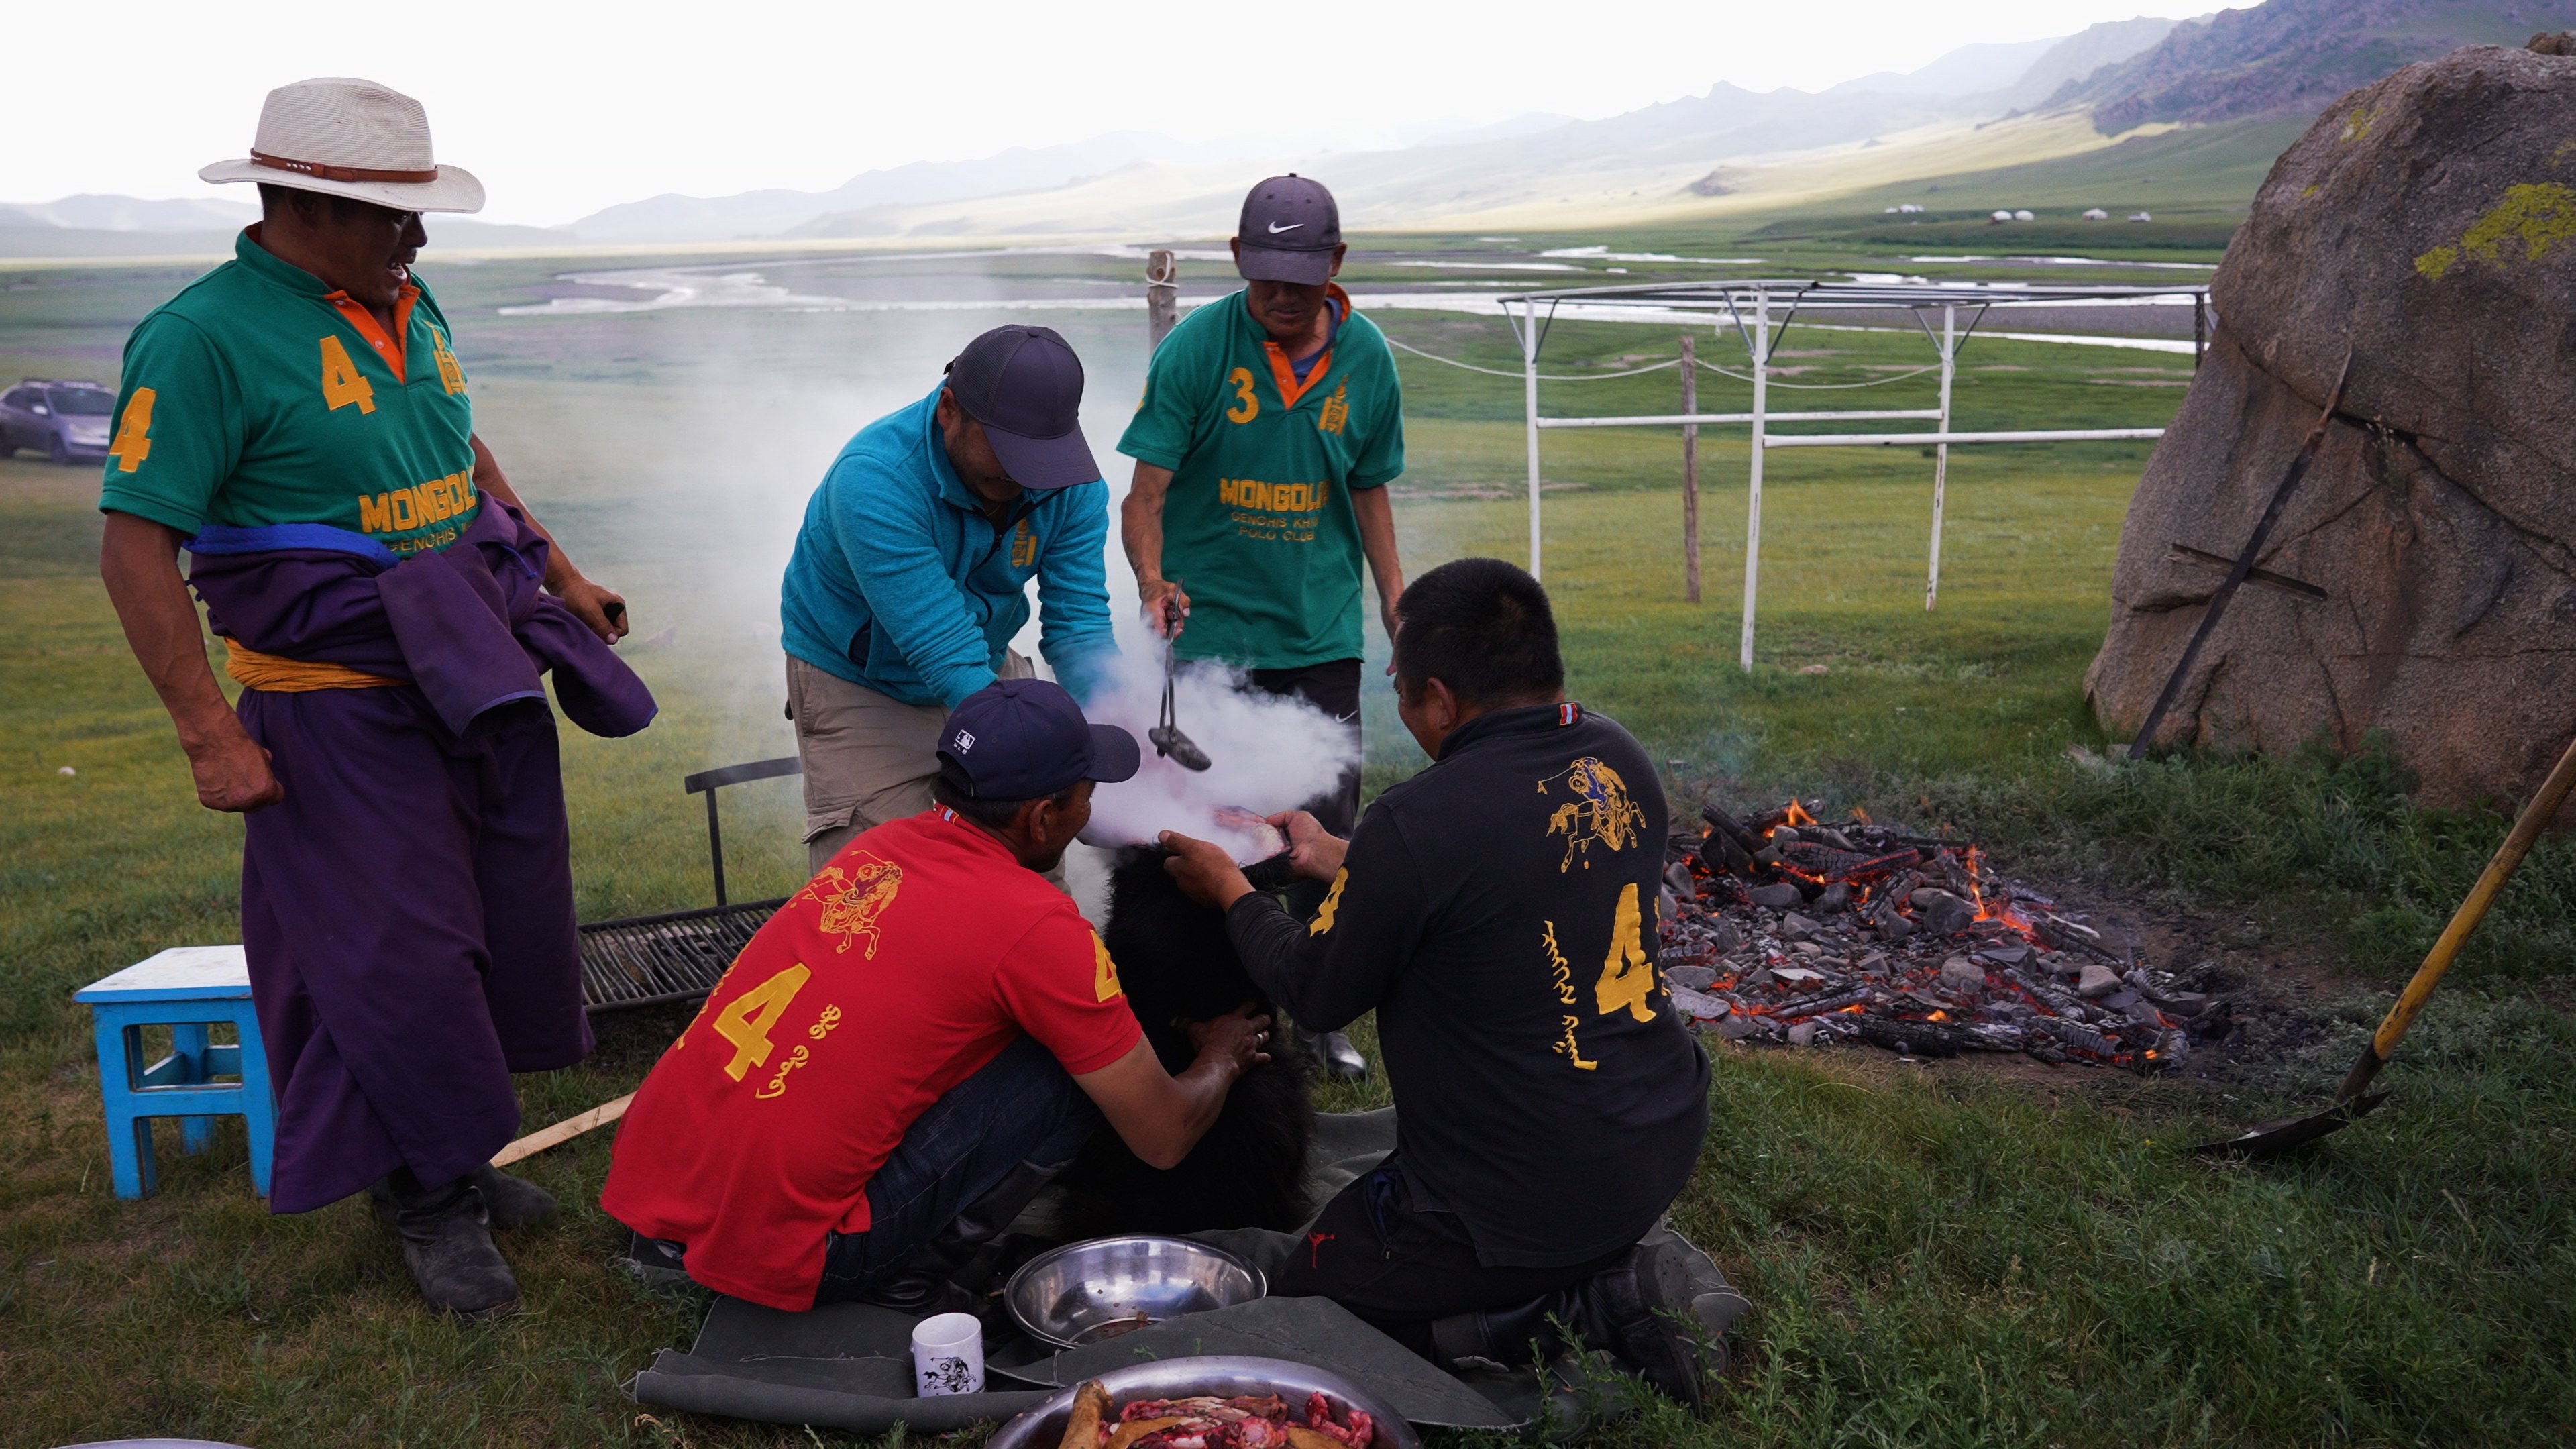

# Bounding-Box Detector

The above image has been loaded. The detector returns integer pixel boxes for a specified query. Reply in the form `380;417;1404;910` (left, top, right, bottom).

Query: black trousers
1273;1155;1626;1357
1246;657;1362;837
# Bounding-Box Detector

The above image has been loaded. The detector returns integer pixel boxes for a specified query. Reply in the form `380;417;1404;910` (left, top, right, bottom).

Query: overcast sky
3;1;2207;227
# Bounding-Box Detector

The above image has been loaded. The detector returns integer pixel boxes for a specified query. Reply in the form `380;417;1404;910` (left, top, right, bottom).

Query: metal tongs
1147;583;1210;771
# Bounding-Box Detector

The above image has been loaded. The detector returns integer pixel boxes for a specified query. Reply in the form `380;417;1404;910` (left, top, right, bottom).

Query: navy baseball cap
945;325;1101;490
937;678;1140;800
1235;174;1342;286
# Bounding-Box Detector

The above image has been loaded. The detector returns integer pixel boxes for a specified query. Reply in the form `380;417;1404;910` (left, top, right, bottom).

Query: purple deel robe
188;500;655;1212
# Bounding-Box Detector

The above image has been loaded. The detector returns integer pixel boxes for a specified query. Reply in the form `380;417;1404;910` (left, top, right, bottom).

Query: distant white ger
198;76;486;213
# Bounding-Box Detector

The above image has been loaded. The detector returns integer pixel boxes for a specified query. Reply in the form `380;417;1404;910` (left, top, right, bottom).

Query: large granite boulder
2086;42;2576;810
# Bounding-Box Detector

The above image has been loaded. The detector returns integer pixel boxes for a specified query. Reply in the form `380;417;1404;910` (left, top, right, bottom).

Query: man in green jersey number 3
1118;174;1404;826
1118;174;1405;1078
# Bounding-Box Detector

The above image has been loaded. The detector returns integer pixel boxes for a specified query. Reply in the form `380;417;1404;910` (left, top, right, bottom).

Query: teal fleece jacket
780;386;1116;709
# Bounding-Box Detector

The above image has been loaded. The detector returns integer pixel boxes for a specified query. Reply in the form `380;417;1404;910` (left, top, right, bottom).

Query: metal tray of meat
985;1354;1421;1449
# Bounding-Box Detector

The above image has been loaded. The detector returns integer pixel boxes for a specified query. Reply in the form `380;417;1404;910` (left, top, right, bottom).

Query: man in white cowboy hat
95;77;653;1322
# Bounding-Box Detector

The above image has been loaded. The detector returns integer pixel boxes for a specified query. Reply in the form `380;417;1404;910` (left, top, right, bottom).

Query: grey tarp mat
989;1295;1517;1428
625;1108;1536;1434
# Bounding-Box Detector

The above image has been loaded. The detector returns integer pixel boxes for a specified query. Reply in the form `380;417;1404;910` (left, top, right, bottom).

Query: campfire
1657;801;2224;1069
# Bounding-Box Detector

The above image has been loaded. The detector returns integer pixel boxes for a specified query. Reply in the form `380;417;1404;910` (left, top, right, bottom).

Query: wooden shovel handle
2339;731;2576;1101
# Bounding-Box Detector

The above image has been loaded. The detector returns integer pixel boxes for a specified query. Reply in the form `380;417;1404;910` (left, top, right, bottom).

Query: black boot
471;1164;558;1230
1313;1030;1369;1081
378;1169;519;1322
1428;1289;1577;1371
863;1155;1064;1316
1574;1225;1747;1406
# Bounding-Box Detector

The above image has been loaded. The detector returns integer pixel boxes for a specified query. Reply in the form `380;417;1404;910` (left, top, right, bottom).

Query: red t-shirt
600;810;1141;1310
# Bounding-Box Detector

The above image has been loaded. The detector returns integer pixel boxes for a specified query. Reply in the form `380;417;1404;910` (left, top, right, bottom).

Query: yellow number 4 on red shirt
714;962;813;1082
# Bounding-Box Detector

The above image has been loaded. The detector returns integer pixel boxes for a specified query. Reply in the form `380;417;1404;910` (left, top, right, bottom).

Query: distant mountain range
9;0;2568;258
2061;0;2576;130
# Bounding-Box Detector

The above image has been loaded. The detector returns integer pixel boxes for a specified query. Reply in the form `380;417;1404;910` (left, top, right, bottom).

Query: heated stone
1940;957;1987;992
2078;963;2123;998
1748;881;1805;908
1780;912;1820;941
1909;888;1977;936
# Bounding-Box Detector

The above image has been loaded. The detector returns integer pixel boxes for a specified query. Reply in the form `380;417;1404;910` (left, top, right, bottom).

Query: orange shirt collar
323;284;420;379
1258;283;1352;411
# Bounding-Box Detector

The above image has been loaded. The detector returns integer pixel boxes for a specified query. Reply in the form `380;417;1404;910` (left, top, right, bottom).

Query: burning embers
1658;802;2225;1070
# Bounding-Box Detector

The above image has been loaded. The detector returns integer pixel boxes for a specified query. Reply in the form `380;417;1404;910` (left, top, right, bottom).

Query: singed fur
1053;849;1316;1238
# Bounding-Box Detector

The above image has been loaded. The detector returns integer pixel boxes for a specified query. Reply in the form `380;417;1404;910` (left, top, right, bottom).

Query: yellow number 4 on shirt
714;962;813;1082
1595;882;1658;1022
107;388;156;474
319;335;376;414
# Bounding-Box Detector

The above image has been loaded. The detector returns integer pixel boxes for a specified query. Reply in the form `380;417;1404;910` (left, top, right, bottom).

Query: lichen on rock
2087;44;2576;813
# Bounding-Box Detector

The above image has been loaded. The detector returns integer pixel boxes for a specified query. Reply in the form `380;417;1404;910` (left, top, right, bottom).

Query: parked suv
0;379;117;464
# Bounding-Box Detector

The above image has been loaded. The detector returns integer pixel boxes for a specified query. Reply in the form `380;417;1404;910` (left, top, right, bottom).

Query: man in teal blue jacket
782;325;1117;871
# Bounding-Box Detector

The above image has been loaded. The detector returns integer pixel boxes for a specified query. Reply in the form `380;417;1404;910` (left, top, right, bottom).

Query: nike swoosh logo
1267;221;1303;234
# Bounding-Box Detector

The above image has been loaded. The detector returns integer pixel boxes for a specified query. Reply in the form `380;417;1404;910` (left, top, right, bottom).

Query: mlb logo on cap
936;678;1140;800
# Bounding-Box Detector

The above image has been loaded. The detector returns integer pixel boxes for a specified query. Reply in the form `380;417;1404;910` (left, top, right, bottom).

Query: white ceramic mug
910;1311;985;1397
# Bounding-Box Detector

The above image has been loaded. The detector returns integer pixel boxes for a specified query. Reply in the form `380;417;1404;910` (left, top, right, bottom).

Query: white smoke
1077;645;1362;864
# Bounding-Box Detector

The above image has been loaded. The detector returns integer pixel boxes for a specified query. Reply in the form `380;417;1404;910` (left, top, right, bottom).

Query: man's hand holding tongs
1142;577;1191;640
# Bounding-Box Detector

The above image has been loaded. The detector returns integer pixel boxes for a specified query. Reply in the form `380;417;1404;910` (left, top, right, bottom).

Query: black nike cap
1235;174;1341;286
944;325;1100;490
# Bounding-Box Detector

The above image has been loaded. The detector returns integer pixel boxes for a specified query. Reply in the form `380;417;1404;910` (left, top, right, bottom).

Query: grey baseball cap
1235;174;1342;286
943;325;1100;490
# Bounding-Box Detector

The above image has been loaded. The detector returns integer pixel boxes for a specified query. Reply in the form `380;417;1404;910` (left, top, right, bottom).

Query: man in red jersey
604;678;1269;1312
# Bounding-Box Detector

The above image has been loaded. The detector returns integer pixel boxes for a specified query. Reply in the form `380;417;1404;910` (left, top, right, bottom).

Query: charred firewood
1849;1016;1974;1058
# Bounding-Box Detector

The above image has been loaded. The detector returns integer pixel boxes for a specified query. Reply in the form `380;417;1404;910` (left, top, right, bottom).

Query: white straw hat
200;77;485;213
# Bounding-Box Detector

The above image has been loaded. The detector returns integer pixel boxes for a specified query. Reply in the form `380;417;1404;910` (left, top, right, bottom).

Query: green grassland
3;238;2571;1446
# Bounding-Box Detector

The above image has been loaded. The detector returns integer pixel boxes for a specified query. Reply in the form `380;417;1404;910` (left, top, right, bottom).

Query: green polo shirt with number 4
97;227;480;557
1118;285;1404;670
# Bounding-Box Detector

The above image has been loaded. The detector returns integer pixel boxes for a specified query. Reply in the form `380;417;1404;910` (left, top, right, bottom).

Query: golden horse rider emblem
796;850;904;957
1540;756;1648;871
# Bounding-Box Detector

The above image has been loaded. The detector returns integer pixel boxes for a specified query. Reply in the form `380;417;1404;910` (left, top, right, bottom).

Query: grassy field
2;233;2570;1446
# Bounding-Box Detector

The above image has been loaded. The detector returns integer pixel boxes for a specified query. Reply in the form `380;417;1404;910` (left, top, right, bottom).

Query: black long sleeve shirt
1227;701;1711;1267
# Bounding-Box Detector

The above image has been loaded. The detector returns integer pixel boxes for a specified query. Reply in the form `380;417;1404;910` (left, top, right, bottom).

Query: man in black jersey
1161;557;1743;1403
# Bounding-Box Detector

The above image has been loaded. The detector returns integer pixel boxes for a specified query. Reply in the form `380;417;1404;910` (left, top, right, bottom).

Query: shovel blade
2192;1091;2390;1160
1150;725;1212;772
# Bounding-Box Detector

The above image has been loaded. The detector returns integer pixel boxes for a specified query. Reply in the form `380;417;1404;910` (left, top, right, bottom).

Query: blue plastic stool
74;946;275;1199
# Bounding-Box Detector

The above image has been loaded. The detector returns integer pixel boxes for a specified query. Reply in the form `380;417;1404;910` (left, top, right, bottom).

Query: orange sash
223;637;405;692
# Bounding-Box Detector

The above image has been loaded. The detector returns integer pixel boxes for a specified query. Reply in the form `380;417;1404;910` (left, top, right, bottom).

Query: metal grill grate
578;898;785;1013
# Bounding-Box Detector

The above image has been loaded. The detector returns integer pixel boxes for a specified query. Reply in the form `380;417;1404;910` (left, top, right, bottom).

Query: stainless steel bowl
1004;1236;1265;1350
985;1355;1421;1449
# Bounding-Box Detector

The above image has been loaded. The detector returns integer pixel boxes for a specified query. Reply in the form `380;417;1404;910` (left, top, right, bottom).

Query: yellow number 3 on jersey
1595;882;1658;1022
1225;366;1260;424
319;335;376;414
714;962;812;1082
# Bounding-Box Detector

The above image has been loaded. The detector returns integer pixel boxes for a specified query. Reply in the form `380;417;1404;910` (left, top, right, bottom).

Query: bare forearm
1352;485;1403;606
1122;462;1173;585
100;513;234;744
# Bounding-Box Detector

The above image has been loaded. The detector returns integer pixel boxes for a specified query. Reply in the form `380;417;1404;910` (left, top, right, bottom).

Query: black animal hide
1053;849;1316;1238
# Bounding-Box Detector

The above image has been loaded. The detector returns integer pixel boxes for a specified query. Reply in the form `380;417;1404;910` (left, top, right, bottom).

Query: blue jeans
814;1033;1099;1305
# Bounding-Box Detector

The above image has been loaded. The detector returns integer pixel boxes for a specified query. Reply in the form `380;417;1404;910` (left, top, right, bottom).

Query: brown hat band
252;150;440;184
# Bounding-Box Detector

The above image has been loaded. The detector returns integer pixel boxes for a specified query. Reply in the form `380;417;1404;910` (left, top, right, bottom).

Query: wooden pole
1146;250;1178;351
1680;333;1701;603
490;1092;635;1167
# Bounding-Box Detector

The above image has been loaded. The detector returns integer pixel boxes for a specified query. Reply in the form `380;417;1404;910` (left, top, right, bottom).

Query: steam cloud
1079;646;1362;864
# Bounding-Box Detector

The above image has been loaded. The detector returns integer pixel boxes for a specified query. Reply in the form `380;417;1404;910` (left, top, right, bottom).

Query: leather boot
1313;1030;1369;1081
1428;1289;1577;1371
863;1155;1063;1316
1574;1224;1747;1406
471;1165;558;1230
379;1169;519;1322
